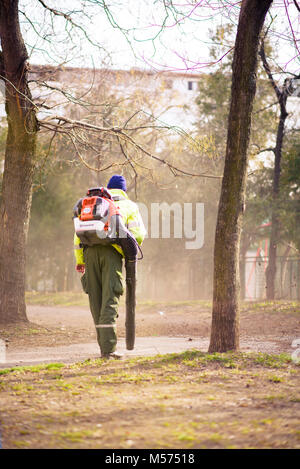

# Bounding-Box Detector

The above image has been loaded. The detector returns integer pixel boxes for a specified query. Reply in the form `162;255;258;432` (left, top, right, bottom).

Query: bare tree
208;0;273;353
259;40;298;300
0;0;38;323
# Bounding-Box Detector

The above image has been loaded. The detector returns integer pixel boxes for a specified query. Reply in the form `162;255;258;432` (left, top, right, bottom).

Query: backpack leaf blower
73;187;142;350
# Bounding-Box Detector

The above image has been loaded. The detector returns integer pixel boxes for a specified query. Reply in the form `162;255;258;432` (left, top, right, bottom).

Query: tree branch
258;147;276;154
37;0;106;50
259;40;282;103
117;137;138;198
0;73;38;110
293;0;300;12
253;101;278;114
39;115;223;179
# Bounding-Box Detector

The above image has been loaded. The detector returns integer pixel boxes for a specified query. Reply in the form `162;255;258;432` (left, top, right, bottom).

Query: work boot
101;351;124;360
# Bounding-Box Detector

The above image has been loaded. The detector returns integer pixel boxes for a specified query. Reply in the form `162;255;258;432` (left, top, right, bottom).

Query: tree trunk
208;0;272;353
259;43;289;300
265;101;288;299
280;245;291;297
0;0;38;324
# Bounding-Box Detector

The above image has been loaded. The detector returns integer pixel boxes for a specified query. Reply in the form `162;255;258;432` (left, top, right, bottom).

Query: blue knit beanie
107;174;127;192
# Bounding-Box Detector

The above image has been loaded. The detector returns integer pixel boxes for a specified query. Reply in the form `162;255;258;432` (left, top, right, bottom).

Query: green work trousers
82;244;123;355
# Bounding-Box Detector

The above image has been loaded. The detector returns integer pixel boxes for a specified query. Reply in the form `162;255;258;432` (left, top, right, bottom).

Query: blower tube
116;217;142;351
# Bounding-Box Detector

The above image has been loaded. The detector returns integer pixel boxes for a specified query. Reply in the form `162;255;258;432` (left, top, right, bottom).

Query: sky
19;0;300;76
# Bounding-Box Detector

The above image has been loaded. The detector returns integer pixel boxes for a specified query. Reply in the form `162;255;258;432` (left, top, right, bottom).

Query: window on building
188;81;193;91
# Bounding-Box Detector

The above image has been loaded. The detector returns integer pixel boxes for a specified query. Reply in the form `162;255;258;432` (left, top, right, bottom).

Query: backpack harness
73;187;142;260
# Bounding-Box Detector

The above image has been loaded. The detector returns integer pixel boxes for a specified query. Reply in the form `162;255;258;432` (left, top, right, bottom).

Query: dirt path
0;301;299;449
1;301;299;367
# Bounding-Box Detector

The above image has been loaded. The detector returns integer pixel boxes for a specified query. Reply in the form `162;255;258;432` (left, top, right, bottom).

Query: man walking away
74;175;146;359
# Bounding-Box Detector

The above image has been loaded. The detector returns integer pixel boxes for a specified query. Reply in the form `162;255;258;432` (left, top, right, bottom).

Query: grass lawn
0;351;299;449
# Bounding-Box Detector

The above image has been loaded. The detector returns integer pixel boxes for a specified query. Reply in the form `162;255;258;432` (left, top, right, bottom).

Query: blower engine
73;187;142;350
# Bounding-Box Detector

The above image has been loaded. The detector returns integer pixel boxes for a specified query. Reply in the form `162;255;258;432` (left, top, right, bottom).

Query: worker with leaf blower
73;175;146;359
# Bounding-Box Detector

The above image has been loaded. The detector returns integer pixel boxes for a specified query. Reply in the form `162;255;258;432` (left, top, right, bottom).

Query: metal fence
242;256;300;301
136;256;300;301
